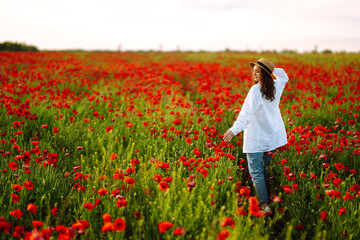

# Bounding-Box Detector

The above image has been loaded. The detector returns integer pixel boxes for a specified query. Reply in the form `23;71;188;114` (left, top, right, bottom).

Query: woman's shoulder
249;84;261;93
248;84;261;98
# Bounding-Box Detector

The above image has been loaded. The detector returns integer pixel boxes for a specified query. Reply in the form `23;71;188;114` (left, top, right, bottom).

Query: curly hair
257;68;275;102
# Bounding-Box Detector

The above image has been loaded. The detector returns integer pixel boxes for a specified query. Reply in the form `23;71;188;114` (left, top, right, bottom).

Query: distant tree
0;41;39;52
322;49;332;54
262;50;278;54
281;49;297;54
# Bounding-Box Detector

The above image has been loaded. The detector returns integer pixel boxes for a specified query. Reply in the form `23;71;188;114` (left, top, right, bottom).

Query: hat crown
257;58;274;73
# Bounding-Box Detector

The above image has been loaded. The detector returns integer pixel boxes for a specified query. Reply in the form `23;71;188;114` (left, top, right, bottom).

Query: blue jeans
247;151;274;205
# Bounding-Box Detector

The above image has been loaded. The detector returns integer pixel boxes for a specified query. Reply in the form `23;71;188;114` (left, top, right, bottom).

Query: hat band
256;61;272;74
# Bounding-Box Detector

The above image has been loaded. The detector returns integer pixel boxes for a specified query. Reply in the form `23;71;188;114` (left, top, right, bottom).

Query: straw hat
250;58;274;77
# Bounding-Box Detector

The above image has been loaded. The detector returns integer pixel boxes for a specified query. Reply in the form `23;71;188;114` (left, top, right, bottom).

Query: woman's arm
223;86;262;141
273;68;289;86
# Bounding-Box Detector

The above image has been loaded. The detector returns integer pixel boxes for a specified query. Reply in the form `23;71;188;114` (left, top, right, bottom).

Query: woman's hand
223;130;235;142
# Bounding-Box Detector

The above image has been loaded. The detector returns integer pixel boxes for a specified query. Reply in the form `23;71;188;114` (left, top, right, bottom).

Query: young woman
223;58;289;213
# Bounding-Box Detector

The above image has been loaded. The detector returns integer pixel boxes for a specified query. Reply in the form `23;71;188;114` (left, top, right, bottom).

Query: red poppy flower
116;199;128;208
103;214;112;222
13;225;24;238
320;210;328;220
133;211;141;219
126;167;135;174
32;220;43;229
280;159;288;165
339;207;347;216
221;217;235;228
0;219;12;234
217;229;229;240
113;218;126;231
27;203;37;214
51;207;58;216
153;174;162;182
56;225;69;236
158;221;173;233
11;193;20;203
173;119;181;125
77;220;90;229
295;224;304;231
185;138;192;145
10;209;23;219
13;184;22;192
8;162;18;170
24;180;34;190
343;192;354;201
125;177;135;185
110;153;118;160
159;181;169;191
72;222;84;231
249;197;264;218
83;202;94;211
173;227;186;236
101;222;114;232
97;188;108;196
309;173;317;180
163;176;173;182
236;206;248;216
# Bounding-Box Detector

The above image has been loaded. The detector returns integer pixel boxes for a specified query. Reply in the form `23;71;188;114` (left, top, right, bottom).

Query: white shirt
229;68;289;153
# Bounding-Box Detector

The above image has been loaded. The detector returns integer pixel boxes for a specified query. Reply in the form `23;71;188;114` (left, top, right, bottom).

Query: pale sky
1;0;360;52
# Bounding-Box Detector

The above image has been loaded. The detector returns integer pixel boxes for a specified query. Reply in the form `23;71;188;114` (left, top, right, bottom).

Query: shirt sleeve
229;86;262;135
273;68;289;87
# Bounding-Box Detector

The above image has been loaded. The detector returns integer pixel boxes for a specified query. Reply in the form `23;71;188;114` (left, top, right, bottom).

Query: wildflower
343;192;354;201
13;184;22;192
173;119;181;125
295;224;304;231
10;209;23;219
97;188;108;196
9;162;18;170
163;176;173;182
113;218;126;231
0;219;12;234
158;221;173;233
339;208;346;216
32;220;43;229
153;174;162;183
13;225;24;238
320;210;328;220
27;203;37;214
101;222;114;232
11;193;20;203
125;177;135;185
159;181;169;191
249;197;264;218
217;229;229;240
51;207;58;216
173;227;186;236
116;199;128;208
24;180;34;190
221;217;235;228
110;153;118;160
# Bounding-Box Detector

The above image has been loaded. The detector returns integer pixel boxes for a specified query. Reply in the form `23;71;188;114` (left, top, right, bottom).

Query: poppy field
0;51;359;239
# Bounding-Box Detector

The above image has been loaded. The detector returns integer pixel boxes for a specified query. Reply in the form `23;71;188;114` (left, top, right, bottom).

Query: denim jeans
247;150;274;205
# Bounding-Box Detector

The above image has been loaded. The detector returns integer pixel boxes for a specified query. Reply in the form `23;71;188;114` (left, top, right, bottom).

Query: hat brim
249;62;272;77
